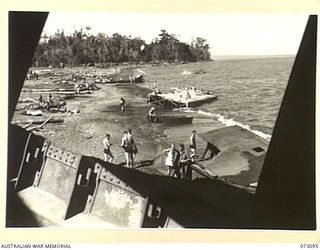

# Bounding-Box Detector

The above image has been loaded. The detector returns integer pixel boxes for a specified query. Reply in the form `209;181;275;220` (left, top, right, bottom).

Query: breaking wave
181;108;272;141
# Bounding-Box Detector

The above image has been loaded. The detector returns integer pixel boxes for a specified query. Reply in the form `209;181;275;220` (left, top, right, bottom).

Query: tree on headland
191;37;211;61
32;29;212;67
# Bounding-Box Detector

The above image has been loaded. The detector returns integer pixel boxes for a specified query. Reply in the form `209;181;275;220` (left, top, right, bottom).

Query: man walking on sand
103;133;113;163
120;97;126;112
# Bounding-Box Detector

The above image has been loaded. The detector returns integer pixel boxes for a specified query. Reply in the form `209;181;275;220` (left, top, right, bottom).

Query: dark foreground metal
7;125;259;228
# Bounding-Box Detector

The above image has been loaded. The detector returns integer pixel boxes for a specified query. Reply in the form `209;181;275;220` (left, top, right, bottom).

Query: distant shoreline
30;55;295;71
213;54;295;61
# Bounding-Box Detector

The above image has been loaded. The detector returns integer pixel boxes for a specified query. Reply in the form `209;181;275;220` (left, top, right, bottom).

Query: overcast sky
43;12;309;56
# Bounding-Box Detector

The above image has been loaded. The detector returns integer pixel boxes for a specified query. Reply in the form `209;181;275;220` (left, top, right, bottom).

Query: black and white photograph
6;11;316;231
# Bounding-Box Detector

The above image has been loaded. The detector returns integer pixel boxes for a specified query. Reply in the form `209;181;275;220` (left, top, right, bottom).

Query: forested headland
33;28;212;67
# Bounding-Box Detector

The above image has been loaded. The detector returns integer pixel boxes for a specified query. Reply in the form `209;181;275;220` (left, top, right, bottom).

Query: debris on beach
67;108;81;115
94;74;144;84
137;68;147;74
12;117;64;126
181;70;192;75
20;97;38;103
23;110;43;116
26;115;55;131
194;69;206;74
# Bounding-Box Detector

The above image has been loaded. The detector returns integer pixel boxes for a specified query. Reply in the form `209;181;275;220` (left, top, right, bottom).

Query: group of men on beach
102;128;138;168
38;93;54;108
102;128;198;177
163;130;197;179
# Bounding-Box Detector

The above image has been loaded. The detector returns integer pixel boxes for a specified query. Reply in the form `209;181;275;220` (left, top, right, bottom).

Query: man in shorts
163;144;180;178
103;133;113;163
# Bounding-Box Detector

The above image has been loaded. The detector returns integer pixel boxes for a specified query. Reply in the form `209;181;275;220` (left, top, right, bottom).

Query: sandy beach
13;67;182;176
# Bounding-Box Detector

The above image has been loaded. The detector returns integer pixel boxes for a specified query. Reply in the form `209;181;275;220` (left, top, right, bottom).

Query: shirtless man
103;134;113;163
127;128;138;162
189;130;197;155
121;131;133;168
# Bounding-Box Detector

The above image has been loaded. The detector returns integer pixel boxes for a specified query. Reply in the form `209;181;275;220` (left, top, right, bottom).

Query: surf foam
181;109;272;141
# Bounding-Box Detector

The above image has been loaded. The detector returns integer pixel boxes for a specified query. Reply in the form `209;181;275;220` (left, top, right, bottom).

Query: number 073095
300;244;319;248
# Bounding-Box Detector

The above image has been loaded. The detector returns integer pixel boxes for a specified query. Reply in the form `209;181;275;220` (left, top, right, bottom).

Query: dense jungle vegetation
33;28;212;67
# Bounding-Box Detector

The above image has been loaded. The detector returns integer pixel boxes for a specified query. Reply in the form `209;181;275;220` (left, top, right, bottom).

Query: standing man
48;93;54;104
121;131;133;168
127;128;138;162
103;133;114;163
178;144;190;179
163;144;180;177
120;97;126;112
189;130;197;155
38;95;44;106
148;107;157;122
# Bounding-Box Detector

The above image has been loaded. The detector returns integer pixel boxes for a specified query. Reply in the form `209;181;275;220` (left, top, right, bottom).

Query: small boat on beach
95;74;144;84
148;115;193;124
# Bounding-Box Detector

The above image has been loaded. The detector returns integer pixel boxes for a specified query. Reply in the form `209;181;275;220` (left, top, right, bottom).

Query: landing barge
148;115;193;124
147;87;217;108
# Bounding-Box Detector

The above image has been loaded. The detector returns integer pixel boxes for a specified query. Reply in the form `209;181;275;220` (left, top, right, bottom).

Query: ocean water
142;56;295;143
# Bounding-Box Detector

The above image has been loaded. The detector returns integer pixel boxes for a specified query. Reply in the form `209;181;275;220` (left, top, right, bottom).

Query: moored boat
148;87;217;108
148;115;193;124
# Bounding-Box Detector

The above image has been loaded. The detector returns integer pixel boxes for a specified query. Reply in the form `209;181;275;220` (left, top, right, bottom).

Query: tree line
33;28;212;67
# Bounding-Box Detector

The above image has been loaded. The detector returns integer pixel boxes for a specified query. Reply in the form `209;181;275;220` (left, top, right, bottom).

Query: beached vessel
148;115;193;124
95;74;144;84
193;125;269;187
147;87;217;108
